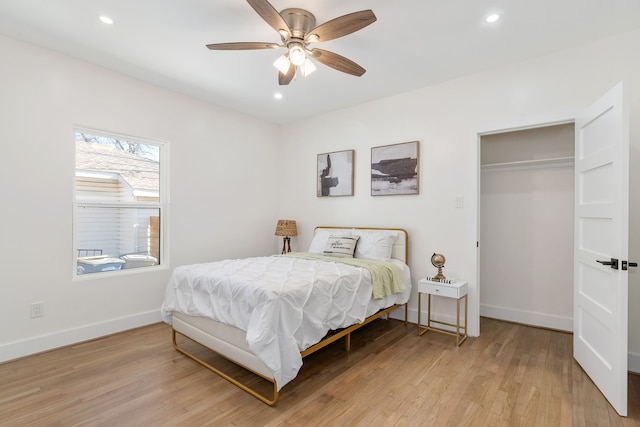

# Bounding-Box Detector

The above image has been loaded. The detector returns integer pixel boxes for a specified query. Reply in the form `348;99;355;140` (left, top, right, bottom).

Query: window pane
74;130;163;276
76;206;160;274
75;133;160;202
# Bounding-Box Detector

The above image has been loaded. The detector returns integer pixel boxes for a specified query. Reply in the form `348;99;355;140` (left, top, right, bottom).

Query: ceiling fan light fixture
273;54;291;74
300;59;316;76
288;44;306;66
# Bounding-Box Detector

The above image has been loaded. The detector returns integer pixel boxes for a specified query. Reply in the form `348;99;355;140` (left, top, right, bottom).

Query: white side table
417;278;468;346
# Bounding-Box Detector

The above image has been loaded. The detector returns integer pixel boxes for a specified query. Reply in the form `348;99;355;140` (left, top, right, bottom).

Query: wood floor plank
1;317;639;426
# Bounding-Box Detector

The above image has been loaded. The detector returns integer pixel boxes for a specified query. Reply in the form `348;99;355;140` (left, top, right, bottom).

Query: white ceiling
1;0;639;124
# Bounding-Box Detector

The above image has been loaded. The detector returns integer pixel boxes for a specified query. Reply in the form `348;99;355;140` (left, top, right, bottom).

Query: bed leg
405;303;408;327
345;332;351;352
172;329;280;406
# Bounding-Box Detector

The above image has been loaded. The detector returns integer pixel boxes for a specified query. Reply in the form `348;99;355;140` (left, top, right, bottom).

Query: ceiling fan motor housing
280;8;316;41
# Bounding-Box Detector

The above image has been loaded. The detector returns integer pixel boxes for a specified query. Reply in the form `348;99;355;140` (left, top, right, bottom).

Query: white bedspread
161;254;409;390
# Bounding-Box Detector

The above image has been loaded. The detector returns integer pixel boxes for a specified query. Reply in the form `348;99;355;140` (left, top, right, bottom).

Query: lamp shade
273;54;291;74
275;220;298;237
300;59;316;76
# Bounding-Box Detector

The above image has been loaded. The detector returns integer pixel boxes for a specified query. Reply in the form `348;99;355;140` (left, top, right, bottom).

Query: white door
574;82;630;416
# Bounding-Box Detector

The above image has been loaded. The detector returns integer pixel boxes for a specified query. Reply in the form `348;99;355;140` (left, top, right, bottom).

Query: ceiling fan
206;0;377;85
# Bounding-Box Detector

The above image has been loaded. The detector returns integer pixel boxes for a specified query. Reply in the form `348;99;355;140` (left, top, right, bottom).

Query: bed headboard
314;226;409;264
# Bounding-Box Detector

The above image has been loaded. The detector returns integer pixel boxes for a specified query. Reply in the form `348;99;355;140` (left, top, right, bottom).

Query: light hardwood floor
1;317;639;426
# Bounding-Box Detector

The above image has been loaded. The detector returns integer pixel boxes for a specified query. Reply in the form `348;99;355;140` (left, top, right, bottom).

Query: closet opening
479;123;575;332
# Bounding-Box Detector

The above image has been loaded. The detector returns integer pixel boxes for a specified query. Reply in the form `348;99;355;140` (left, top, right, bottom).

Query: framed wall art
371;141;419;196
317;149;354;197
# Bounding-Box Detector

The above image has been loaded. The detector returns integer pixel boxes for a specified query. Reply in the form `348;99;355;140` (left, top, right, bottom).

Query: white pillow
353;230;398;261
323;235;360;258
308;229;335;253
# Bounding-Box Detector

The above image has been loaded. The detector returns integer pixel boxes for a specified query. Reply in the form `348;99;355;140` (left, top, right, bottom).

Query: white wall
0;34;280;361
277;30;640;370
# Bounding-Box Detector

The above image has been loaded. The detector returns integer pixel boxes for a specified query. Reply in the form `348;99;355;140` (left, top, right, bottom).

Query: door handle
622;260;638;270
596;258;619;270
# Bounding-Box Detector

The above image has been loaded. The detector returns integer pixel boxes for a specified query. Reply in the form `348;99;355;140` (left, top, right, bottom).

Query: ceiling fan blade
246;0;292;39
308;49;366;77
278;64;296;85
206;42;281;50
306;10;376;43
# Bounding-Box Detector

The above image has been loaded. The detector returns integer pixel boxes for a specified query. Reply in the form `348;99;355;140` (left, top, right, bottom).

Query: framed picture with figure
317;150;354;197
371;141;419;196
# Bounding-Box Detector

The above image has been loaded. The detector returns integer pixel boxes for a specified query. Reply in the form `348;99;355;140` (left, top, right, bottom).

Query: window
74;128;167;276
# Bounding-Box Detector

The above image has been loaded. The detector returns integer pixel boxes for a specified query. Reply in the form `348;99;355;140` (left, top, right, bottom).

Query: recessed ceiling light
486;14;500;23
99;16;114;25
274;93;283;100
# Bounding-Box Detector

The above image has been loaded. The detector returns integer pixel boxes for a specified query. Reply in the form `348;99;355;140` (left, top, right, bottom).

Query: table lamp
275;220;297;254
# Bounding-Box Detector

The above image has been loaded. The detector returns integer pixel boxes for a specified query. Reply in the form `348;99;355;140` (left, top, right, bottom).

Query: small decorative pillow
323;235;360;258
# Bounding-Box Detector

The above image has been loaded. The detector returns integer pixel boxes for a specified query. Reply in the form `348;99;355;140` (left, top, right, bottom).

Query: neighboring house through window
74;128;166;276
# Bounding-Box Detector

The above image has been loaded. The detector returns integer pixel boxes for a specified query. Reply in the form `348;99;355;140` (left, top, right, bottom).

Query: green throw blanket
281;252;407;299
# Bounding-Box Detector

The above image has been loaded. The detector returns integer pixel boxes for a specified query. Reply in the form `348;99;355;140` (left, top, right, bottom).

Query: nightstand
417;278;468;346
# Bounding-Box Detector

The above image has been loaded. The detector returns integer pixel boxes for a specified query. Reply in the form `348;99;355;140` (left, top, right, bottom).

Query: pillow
353;230;398;261
308;229;335;253
323;235;360;258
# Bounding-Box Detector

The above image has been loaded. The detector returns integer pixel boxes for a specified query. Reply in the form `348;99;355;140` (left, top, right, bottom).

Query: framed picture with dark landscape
317;149;354;197
371;141;419;196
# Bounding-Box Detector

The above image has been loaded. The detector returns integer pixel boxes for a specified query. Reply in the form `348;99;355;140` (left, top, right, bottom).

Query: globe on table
430;253;446;281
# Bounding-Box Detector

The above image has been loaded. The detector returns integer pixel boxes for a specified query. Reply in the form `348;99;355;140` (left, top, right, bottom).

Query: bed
161;226;411;405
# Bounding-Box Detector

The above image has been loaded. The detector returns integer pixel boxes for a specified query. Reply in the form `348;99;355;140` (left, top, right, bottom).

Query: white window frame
73;126;169;279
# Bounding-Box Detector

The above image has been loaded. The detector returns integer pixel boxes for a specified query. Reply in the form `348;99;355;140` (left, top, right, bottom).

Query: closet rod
481;156;574;172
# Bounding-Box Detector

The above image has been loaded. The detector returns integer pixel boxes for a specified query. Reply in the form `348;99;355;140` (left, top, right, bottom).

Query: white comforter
161;254;409;390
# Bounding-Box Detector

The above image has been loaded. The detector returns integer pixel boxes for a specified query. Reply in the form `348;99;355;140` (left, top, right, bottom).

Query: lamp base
281;236;291;254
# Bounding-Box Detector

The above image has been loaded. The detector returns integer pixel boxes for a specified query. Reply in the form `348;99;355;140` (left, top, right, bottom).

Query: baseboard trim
480;304;573;332
0;310;161;364
629;352;640;374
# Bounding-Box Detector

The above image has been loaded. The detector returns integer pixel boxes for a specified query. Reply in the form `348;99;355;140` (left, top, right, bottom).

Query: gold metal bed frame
170;227;410;406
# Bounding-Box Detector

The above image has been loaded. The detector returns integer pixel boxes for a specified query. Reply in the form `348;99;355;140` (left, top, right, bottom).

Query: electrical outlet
455;196;464;208
30;302;44;318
